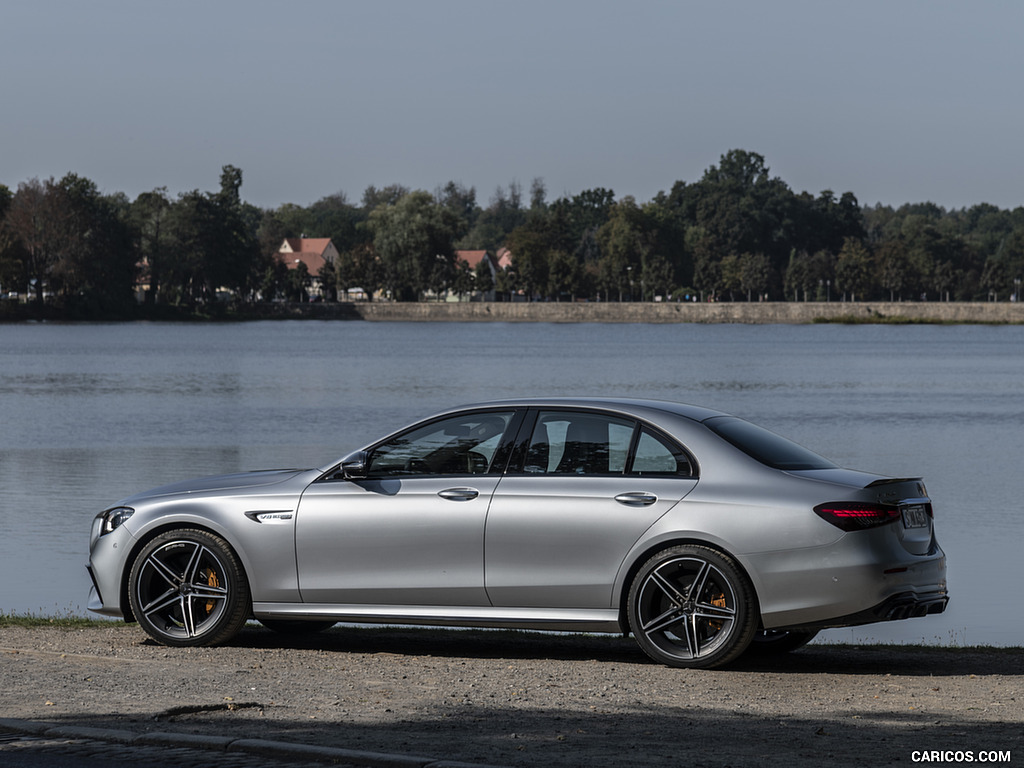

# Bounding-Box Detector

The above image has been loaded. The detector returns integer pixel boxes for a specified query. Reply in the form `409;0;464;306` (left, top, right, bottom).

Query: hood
120;469;313;503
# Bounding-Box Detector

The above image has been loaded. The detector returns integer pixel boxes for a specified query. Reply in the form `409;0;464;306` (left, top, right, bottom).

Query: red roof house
277;238;339;275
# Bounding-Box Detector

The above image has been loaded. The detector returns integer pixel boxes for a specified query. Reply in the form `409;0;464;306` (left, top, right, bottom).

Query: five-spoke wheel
128;529;250;647
627;544;757;669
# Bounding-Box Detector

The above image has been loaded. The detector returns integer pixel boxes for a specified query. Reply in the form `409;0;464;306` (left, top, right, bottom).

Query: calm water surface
1;320;1022;646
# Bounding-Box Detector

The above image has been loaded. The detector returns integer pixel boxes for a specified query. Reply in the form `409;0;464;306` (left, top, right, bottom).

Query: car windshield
704;416;836;470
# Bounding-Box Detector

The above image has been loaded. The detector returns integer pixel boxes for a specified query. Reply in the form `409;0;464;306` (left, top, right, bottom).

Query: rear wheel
627;544;758;669
128;529;250;647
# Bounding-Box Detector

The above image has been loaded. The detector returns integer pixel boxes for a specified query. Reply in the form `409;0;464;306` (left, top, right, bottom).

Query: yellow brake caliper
709;592;727;632
203;569;220;614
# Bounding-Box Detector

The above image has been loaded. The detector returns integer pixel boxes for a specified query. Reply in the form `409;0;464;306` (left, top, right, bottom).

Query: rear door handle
438;487;480;502
614;492;658;506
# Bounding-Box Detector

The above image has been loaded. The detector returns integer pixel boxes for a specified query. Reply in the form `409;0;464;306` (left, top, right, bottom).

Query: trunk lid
790;470;935;555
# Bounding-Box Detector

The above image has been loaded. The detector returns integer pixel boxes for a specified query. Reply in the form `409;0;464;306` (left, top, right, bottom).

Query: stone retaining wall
283;301;1024;324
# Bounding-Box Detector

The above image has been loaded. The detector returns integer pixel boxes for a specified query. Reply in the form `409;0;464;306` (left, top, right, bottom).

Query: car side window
524;411;633;475
630;428;694;477
367;412;515;477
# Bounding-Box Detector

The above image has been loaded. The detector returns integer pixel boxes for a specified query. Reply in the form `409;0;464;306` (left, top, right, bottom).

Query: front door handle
438;487;480;502
614;492;658;506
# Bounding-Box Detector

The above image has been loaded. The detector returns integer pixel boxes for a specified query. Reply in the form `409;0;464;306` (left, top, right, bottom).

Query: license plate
901;503;929;529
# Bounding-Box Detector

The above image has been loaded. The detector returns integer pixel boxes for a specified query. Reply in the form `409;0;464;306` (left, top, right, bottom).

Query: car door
484;409;698;609
295;410;518;606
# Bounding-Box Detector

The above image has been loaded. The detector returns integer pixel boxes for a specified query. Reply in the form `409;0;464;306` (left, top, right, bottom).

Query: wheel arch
119;519;251;624
615;536;762;633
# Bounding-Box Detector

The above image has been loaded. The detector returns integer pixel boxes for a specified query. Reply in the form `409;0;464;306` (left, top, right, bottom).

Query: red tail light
814;502;900;532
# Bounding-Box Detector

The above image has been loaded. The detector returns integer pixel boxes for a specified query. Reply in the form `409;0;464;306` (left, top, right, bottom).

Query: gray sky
3;1;1022;211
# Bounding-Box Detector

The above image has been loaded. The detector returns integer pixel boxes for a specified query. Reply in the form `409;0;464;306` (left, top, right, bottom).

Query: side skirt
252;602;623;633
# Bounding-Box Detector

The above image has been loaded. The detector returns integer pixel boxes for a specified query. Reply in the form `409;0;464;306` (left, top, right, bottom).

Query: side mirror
340;451;369;480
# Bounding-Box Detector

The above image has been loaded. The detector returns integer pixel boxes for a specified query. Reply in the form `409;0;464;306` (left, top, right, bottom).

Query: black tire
627;544;758;669
128;528;251;647
258;618;336;635
746;629;819;655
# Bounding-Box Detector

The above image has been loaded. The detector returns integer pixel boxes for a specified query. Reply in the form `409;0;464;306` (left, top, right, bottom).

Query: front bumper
86;521;137;619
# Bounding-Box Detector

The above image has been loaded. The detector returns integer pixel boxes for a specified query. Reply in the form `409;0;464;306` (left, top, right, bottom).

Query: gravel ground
1;624;1021;767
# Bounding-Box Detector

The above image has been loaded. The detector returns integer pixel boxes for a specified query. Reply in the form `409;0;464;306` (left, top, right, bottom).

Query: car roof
451;397;729;424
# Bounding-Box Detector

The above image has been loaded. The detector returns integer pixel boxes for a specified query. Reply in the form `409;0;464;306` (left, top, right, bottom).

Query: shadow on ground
169;624;1024;678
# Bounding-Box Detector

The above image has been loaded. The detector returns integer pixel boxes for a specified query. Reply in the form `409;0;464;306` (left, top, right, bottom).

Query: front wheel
128;529;251;647
627;544;758;669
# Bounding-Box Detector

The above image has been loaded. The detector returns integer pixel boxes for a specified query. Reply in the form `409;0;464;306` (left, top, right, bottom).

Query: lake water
1;320;1021;646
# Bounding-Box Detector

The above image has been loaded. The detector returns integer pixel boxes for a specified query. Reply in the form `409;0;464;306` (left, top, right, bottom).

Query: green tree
11;173;138;313
547;187;616;265
877;240;910;301
785;250;815;302
284;261;310;302
494;264;518;302
547;248;584;301
337;243;382;301
692;240;722;302
463;182;527;252
932;261;957;302
362;184;410;210
980;257;1007;301
305;193;369;255
451;258;476;301
505;225;550;300
7;178;58;304
641;254;675;301
738;252;771;301
718;254;742;301
436;181;478;243
689;150;798;273
131;188;172;305
473;257;494;297
0;184;26;297
835;238;872;301
596;197;649;300
163;166;262;304
369;191;460;301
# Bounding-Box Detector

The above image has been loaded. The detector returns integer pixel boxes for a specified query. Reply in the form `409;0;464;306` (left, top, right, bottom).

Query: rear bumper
751;533;947;630
777;588;949;632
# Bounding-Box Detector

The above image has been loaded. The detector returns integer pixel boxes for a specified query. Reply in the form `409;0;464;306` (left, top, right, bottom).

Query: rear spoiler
865;477;922;488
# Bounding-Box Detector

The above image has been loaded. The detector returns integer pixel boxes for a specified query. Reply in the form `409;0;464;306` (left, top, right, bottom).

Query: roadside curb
0;718;513;768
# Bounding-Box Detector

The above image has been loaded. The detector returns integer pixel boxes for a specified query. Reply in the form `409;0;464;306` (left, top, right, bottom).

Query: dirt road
1;624;1021;767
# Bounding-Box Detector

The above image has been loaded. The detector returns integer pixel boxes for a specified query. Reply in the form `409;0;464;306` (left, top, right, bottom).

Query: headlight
98;506;134;535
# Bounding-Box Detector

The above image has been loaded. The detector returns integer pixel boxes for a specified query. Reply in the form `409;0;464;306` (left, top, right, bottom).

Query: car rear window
704;416;836;470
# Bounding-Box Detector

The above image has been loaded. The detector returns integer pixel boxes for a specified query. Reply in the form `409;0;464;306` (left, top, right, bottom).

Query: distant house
495;247;513;271
277;238;340;298
455;249;498;302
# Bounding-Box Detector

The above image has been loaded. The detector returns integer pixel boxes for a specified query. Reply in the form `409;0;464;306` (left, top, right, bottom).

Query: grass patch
812;313;1019;325
0;610;115;629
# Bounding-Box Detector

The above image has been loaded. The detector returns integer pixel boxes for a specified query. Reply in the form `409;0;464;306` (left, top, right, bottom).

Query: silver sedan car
88;398;948;669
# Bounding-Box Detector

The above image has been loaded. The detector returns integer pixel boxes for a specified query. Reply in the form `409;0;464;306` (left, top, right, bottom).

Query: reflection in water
1;321;1021;646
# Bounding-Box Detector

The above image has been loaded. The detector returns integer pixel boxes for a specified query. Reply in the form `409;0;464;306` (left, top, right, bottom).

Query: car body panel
483;475;697;607
295;475;501;605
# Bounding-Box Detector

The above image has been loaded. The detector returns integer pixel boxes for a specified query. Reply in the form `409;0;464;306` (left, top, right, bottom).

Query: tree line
2;149;1023;315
